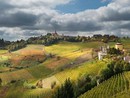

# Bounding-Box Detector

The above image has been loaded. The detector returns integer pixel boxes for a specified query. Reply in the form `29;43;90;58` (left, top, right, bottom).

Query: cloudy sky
0;0;130;41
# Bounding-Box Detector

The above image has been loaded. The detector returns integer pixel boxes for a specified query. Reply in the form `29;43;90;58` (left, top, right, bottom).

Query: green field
121;39;130;51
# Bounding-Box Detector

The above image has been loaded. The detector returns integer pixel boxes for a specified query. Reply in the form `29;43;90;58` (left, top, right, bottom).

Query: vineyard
79;72;130;98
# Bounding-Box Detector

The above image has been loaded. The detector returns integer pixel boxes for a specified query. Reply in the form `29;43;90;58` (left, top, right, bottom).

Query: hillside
0;41;102;83
0;41;107;98
0;59;108;98
0;45;48;82
0;40;130;98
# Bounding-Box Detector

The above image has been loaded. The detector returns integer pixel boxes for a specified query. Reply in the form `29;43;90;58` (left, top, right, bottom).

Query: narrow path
63;52;92;68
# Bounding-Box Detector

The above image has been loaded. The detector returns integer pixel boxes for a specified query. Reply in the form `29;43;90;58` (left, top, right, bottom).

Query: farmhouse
124;56;130;63
115;43;123;50
98;46;108;60
98;51;107;60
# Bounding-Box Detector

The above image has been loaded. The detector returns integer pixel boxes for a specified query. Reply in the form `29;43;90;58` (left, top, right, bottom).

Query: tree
124;63;130;71
107;48;121;55
0;78;2;86
114;61;123;74
53;78;74;98
100;68;112;80
107;62;115;75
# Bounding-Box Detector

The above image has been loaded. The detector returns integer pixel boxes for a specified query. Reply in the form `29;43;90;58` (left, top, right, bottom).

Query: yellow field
45;41;102;58
13;45;44;55
54;60;108;83
0;55;10;62
0;50;8;54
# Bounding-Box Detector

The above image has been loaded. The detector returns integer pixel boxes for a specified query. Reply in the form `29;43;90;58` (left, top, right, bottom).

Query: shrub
0;78;2;86
51;81;56;89
31;86;36;89
100;68;113;80
10;80;17;83
124;63;130;71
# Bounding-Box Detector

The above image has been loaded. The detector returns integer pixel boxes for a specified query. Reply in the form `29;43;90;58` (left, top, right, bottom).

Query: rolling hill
1;40;130;98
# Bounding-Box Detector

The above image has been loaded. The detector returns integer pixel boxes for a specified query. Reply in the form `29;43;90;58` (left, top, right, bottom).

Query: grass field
121;39;130;51
45;41;102;57
7;45;46;67
0;63;53;84
0;55;10;62
79;71;130;98
0;50;8;55
3;86;52;98
13;45;44;55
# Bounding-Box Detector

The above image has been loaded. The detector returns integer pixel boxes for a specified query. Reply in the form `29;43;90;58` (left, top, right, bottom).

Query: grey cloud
0;1;14;11
119;22;130;30
51;20;103;32
0;12;38;27
100;8;130;21
0;31;4;36
22;30;44;36
0;0;130;40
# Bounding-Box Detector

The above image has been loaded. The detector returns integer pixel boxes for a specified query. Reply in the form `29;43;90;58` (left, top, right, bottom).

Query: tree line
100;60;130;81
0;33;119;51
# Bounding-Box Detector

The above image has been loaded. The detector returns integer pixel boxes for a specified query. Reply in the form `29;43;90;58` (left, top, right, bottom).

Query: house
98;51;107;60
115;43;123;50
98;45;108;60
124;56;130;63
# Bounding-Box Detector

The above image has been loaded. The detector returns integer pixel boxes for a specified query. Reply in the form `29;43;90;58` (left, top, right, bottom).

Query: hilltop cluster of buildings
98;43;130;63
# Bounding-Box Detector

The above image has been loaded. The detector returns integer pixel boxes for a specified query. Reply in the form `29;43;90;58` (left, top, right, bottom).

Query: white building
98;45;108;60
124;56;130;63
98;51;107;60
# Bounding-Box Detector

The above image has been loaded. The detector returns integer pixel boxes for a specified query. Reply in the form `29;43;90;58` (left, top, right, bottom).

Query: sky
0;0;130;41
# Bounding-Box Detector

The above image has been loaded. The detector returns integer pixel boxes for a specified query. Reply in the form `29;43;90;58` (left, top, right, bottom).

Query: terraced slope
79;72;130;98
